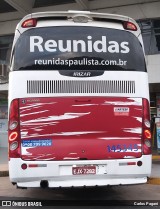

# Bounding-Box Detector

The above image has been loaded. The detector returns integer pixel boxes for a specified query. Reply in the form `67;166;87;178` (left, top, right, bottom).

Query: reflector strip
28;164;47;168
119;162;136;166
127;162;136;165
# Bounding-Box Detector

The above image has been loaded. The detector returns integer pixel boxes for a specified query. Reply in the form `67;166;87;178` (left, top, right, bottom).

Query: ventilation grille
27;80;135;94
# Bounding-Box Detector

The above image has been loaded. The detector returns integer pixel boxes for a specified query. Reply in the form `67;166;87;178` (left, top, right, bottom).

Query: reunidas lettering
30;36;130;54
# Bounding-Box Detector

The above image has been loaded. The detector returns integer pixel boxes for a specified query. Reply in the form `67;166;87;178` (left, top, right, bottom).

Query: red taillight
9;99;19;121
8;99;20;158
28;164;38;168
123;21;137;31
144;130;151;139
142;98;151;155
21;18;37;28
9;131;18;141
127;162;136;166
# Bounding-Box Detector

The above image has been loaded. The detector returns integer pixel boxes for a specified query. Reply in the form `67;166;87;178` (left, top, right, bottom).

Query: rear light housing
142;98;152;155
21;163;27;170
123;21;137;31
9;121;18;130
8;99;21;158
21;18;37;28
10;141;18;151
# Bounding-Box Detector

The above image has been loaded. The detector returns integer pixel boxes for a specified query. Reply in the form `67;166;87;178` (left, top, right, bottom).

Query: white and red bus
8;11;152;188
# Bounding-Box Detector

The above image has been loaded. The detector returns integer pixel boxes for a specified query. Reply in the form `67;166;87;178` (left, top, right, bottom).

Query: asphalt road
0;177;160;208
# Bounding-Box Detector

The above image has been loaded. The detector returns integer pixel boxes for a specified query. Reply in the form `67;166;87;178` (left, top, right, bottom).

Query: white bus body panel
9;155;151;187
9;71;149;105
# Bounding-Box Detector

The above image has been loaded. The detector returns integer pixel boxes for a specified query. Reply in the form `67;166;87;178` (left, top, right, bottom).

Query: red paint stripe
28;164;38;168
127;162;136;165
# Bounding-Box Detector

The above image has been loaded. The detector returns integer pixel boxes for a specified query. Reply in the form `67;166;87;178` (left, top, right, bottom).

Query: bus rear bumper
14;177;147;188
9;155;152;188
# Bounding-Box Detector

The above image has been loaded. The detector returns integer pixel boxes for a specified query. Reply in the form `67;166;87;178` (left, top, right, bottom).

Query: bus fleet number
107;144;139;152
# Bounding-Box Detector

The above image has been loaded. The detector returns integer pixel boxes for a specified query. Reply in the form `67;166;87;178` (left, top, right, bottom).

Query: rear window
13;26;146;72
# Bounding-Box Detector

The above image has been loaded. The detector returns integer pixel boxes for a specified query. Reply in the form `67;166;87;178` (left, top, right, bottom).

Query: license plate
72;166;96;175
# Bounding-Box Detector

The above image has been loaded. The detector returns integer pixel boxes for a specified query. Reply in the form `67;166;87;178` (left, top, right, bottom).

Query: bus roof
22;10;131;22
16;10;139;33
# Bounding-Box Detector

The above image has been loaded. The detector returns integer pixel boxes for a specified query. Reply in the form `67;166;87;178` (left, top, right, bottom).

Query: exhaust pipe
40;180;49;188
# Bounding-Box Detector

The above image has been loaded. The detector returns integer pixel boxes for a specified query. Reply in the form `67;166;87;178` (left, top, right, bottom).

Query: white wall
0;133;8;147
147;55;160;84
0;84;8;91
0;119;8;147
0;20;19;36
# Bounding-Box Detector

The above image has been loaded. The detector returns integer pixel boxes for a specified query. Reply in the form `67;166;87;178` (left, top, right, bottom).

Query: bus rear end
8;11;152;188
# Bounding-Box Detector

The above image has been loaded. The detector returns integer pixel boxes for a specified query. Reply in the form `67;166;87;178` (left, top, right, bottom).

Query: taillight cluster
21;18;37;28
8;99;21;158
142;98;152;155
123;21;137;31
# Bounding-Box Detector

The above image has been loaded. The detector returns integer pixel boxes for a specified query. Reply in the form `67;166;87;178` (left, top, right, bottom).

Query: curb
152;155;160;160
147;178;160;185
0;170;9;177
